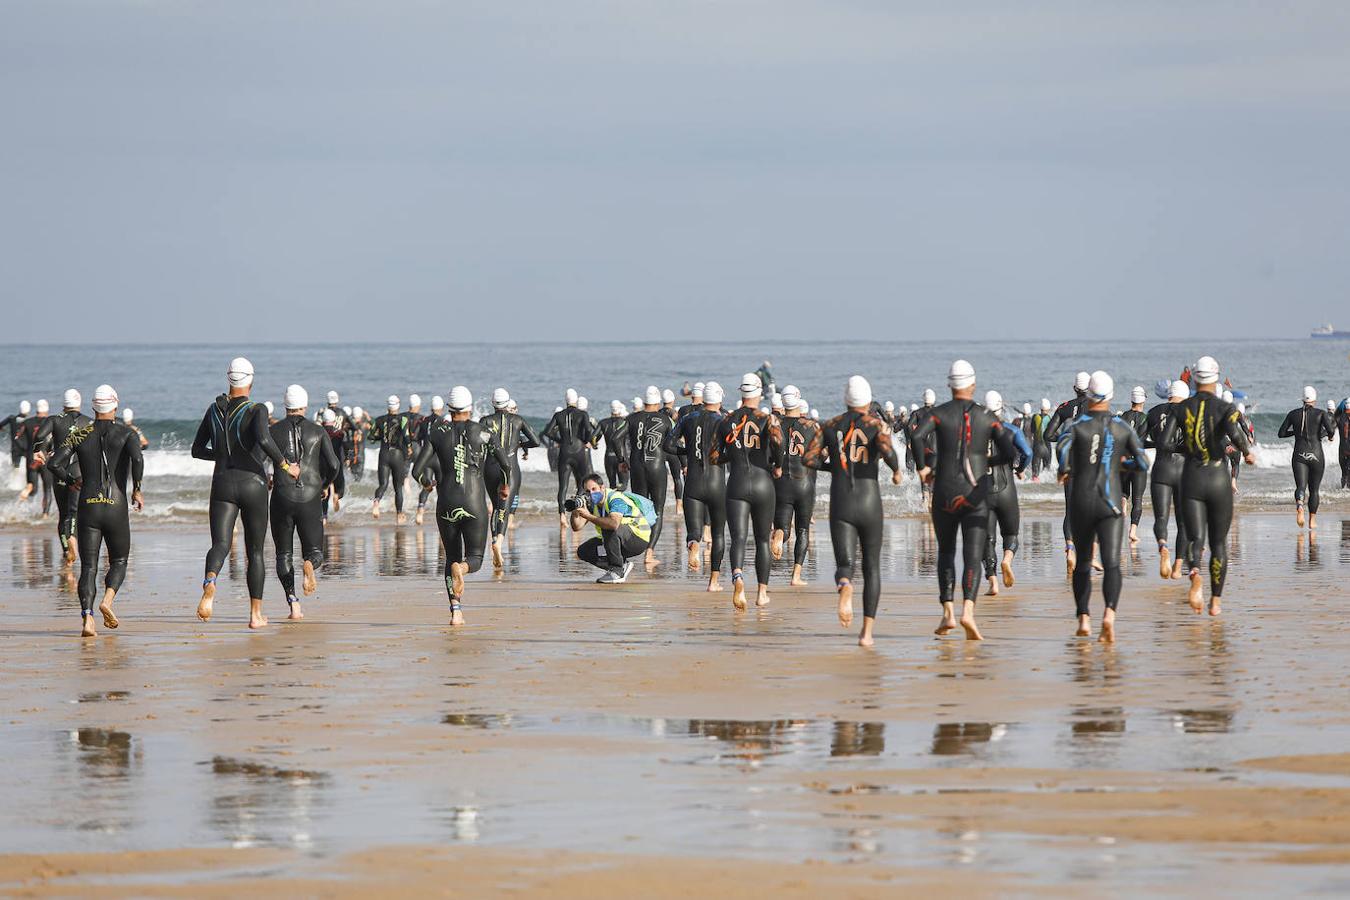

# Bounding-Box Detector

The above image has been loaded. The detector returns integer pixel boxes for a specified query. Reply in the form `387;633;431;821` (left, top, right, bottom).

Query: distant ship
1311;324;1350;339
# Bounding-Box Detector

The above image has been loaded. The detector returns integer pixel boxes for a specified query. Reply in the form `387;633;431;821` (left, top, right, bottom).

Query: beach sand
2;513;1349;895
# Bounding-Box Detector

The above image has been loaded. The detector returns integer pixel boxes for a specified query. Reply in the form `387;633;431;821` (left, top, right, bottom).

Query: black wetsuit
542;407;593;513
35;409;93;551
19;418;47;504
984;424;1030;579
1;412;28;468
1144;401;1188;555
192;395;289;598
664;407;728;570
321;420;347;516
1160;391;1252;597
1029;411;1053;478
46;420;144;617
909;400;1018;605
805;411;899;619
479;409;541;538
775;415;820;567
1118;408;1150;527
907;405;937;480
269;415;340;600
1278;405;1334;515
1043;392;1089;545
371;412;414;512
662;407;684;503
710;407;784;587
627;410;673;550
413;417;510;599
348;418;367;481
1337;408;1350;489
1059;411;1149;616
592;415;630;491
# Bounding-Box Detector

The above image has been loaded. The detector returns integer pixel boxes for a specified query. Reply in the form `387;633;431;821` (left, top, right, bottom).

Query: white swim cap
1236;402;1246;414
703;381;725;405
1088;370;1114;402
845;375;873;408
565;388;579;406
1073;371;1091;392
1221;390;1234;405
36;399;49;414
19;400;31;415
431;396;445;413
122;408;134;423
327;390;340;405
578;396;589;411
771;392;784;410
1303;385;1317;403
448;386;472;412
227;357;254;388
507;400;518;412
1130;386;1147;404
1194;356;1220;385
409;393;422;409
781;384;801;405
1022;402;1032;415
342;406;352;416
948;360;976;391
284;384;308;410
810;408;819;420
662;388;675;404
910;403;919;412
555;406;564;413
63;388;81;409
492;388;511;410
1169;380;1189;400
740;373;763;399
386;395;400;411
1040;398;1051;412
92;384;118;414
610;400;626;415
264;401;275;416
984;390;1003;413
922;389;936;406
760;405;770;414
322;408;336;424
693;381;705;396
644;385;662;406
884;401;895;413
353;405;364;418
788;393;807;411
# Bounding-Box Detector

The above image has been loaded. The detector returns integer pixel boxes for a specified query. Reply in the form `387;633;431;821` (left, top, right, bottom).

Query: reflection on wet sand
930;722;1009;757
55;728;141;834
830;721;885;758
206;756;329;849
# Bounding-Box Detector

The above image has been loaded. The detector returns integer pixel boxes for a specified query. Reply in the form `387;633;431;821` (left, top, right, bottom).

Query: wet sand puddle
2;514;1350;893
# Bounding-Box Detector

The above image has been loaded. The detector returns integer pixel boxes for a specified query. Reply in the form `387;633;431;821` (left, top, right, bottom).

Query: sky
4;0;1349;342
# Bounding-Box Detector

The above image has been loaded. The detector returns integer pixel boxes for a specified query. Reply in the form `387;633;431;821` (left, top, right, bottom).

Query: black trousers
577;525;649;575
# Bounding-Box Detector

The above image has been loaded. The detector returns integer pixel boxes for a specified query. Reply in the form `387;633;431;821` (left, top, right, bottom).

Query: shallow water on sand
2;514;1349;893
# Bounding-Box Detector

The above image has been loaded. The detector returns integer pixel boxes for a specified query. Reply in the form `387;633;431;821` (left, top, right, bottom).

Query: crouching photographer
569;473;657;584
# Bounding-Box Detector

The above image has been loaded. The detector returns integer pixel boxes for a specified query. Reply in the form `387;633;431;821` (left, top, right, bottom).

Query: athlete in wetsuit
1278;386;1335;530
269;386;341;619
1057;372;1149;643
1337;399;1350;489
592;401;630;491
677;383;705;425
320;408;347;517
192;358;299;629
45;385;144;637
480;388;541;567
804;376;902;647
413;386;510;626
347;406;368;482
122;409;150;449
411;396;445;524
1159;356;1254;616
627;386;674;566
543;390;594;525
1029;399;1053;480
1118;386;1150;545
771;386;819;586
371;396;414;523
1;401;30;469
710;374;784;610
663;382;728;587
660;389;684;512
1144;380;1190;579
1043;372;1092;573
34;390;93;564
908;361;1019;641
18;401;48;505
981;391;1031;597
908;390;938;507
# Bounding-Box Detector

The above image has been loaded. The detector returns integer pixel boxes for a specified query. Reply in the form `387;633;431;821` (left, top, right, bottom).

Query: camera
563;493;591;513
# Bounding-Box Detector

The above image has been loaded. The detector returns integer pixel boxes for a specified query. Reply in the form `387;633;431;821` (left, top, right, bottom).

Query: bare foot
64;542;77;566
755;588;771;608
99;591;119;630
302;560;317;596
687;542;701;571
1309;513;1317;531
1098;610;1116;643
395;512;407;526
770;530;784;561
81;615;96;638
197;578;216;622
1187;571;1204;613
1296;506;1305;527
1076;614;1091;637
1001;555;1015;588
934;609;956;636
707;573;723;593
702;526;711;543
491;540;504;571
1209;597;1222;617
451;562;466;599
1091;554;1104;573
837;581;853;628
372;501;380;519
451;605;465;626
858;620;874;648
1065;547;1076;577
287;599;304;620
249;612;269;630
790;564;806;587
732;577;747;611
1158;546;1171;580
1128;524;1139;545
1170;557;1183;580
959;614;983;641
415;507;425;525
986;575;1000;597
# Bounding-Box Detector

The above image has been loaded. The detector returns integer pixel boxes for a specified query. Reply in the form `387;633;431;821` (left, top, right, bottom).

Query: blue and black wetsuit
984;422;1031;578
1043;392;1089;545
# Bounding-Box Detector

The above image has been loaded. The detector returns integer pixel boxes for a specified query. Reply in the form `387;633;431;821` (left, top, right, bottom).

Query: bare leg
1158;543;1171;580
858;615;875;647
755;584;770;608
1076;613;1091;637
1001;549;1015;588
706;570;723;593
80;613;96;638
1065;543;1076;577
790;563;806;586
1296;504;1305;527
302;560;317;596
687;541;701;571
491;538;504;571
935;601;956;636
985;575;1000;597
1209;594;1222;617
248;597;268;630
1188;570;1204;613
372;499;380;519
1098;607;1116;643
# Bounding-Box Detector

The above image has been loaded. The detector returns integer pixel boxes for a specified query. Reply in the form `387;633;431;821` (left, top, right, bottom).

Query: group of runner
8;355;1349;645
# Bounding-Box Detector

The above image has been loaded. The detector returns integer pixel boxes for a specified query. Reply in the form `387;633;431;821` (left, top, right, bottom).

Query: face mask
590;490;604;505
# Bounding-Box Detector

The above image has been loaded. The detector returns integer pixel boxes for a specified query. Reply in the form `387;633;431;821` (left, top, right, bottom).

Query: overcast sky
4;1;1348;342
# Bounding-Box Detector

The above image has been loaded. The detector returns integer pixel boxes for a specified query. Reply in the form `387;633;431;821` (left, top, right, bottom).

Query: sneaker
621;561;634;580
595;569;626;584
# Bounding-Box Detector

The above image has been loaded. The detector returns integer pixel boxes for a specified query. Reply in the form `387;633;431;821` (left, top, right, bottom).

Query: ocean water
2;339;1347;523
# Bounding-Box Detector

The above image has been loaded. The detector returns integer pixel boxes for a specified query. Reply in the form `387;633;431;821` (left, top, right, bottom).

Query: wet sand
3;513;1350;895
